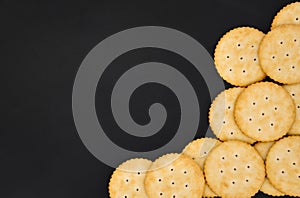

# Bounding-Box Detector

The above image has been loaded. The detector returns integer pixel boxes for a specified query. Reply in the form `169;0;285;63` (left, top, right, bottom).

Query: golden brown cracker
283;83;300;135
182;138;221;169
209;88;256;144
254;142;285;196
182;138;221;197
259;24;300;84
109;158;152;198
272;2;300;29
234;82;295;141
254;141;275;160
260;179;285;197
266;136;300;196
214;27;266;86
144;153;205;198
204;141;265;198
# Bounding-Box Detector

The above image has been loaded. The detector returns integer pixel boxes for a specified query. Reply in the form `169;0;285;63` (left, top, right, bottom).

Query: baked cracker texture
144;153;205;198
209;88;255;144
182;138;221;197
109;158;152;198
283;83;300;135
234;82;295;141
271;2;300;29
214;27;266;86
254;141;285;196
266;136;300;196
204;141;265;198
259;24;300;84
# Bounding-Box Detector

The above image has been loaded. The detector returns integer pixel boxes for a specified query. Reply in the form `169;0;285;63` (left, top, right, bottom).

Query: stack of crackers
108;2;300;197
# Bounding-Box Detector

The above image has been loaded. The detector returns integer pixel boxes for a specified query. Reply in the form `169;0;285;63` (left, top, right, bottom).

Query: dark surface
1;0;295;197
95;47;211;151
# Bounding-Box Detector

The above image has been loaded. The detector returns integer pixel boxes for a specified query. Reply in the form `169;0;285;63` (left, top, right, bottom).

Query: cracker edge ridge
265;135;300;197
271;2;300;30
108;158;152;197
234;81;295;141
204;140;265;197
214;26;266;86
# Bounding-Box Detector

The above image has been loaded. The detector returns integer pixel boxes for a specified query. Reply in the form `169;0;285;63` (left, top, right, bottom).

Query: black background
1;0;295;197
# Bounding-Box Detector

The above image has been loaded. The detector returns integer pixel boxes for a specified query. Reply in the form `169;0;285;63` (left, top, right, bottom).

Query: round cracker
144;153;205;198
109;158;152;198
209;88;256;144
283;83;300;135
234;82;295;141
266;136;300;196
182;138;221;197
182;138;221;169
214;27;266;86
271;2;300;29
259;24;300;84
254;142;285;196
204;141;265;197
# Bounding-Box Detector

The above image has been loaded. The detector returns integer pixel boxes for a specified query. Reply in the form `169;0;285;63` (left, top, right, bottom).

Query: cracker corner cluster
108;2;300;197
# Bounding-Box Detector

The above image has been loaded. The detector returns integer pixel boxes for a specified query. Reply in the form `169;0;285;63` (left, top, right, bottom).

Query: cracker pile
108;2;300;197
